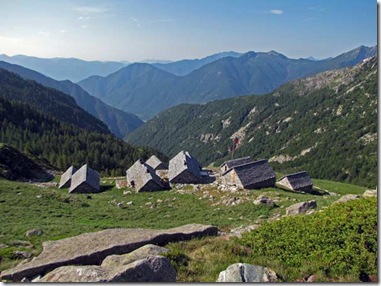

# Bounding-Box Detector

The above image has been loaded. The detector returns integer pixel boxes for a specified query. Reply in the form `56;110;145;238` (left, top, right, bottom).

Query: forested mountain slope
0;61;143;138
126;57;377;187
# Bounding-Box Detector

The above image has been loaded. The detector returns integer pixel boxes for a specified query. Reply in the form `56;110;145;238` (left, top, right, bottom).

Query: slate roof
278;171;313;191
145;155;168;170
168;151;202;184
223;159;276;189
58;166;77;189
126;159;164;192
220;156;253;170
69;164;100;193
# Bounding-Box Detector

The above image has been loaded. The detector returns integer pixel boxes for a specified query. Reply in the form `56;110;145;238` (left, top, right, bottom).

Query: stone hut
220;156;253;174
126;159;164;192
168;151;202;184
58;166;77;189
277;171;313;192
69;164;100;194
221;159;276;189
146;155;168;171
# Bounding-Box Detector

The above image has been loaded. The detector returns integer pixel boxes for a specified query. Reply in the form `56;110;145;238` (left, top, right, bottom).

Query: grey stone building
145;155;168;171
69;164;100;193
277;171;313;192
126;159;164;192
58;166;77;189
168;151;202;184
221;159;276;189
220;156;253;173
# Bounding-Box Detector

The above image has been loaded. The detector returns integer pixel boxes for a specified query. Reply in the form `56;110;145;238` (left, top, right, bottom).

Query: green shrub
240;197;377;281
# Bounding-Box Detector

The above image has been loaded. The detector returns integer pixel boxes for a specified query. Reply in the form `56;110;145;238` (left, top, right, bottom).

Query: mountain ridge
0;61;143;138
79;45;377;120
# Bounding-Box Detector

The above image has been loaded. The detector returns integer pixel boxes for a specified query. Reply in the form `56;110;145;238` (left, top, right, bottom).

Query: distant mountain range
0;61;143;138
126;56;377;188
152;51;242;76
78;45;377;120
0;54;127;82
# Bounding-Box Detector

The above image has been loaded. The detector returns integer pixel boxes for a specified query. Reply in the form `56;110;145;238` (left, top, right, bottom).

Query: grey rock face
217;263;277;282
286;200;317;216
1;224;218;281
101;244;169;268
39;256;176;282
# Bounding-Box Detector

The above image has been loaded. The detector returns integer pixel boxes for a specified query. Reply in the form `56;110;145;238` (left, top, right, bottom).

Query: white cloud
73;6;110;15
78;16;91;20
270;9;284;15
60;29;67;33
81;25;88;29
131;17;142;29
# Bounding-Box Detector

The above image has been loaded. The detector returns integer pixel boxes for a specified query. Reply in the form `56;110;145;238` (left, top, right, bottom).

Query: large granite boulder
286;200;317;216
334;194;360;204
363;190;377;197
217;263;277;282
39;256;176;282
101;244;169;268
0;224;218;282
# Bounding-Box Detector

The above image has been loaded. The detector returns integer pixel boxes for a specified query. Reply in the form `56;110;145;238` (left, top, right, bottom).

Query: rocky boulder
39;256;176;282
0;224;217;282
363;190;377;197
286;200;317;216
217;263;277;282
334;194;360;204
26;228;43;237
253;195;275;207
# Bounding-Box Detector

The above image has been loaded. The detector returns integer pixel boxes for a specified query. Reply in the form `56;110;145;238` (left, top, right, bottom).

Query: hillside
0;61;143;138
126;56;377;187
0;144;54;182
0;71;165;175
0;54;126;82
79;45;376;120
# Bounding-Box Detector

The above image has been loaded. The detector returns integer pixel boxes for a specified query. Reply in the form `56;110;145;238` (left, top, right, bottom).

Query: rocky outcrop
0;224;218;282
217;263;277;282
286;200;317;216
39;256;176;282
363;190;377;197
334;194;360;204
26;228;43;237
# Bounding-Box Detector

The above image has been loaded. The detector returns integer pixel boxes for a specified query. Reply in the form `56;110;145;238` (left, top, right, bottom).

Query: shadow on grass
274;185;329;196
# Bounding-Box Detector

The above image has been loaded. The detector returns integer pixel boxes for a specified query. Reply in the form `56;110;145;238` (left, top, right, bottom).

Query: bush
239;197;377;281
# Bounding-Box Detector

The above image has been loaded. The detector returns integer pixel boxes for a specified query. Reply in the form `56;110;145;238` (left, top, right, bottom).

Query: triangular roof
58;166;77;189
126;159;164;192
69;164;100;193
223;159;275;188
278;171;313;190
145;155;167;170
168;151;202;183
220;156;253;169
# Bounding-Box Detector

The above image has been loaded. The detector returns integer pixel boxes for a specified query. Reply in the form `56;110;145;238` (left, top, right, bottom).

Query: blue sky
0;0;377;62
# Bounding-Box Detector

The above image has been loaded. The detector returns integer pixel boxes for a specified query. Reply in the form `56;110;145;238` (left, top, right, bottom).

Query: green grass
0;176;375;282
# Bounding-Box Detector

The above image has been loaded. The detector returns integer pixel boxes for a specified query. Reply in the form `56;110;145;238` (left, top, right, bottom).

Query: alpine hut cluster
59;164;100;193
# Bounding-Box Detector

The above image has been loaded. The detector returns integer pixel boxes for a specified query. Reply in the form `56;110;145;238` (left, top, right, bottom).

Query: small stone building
69;164;100;194
277;171;313;192
58;166;77;189
126;159;164;192
220;156;253;174
168;151;202;184
221;159;276;189
145;155;168;171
